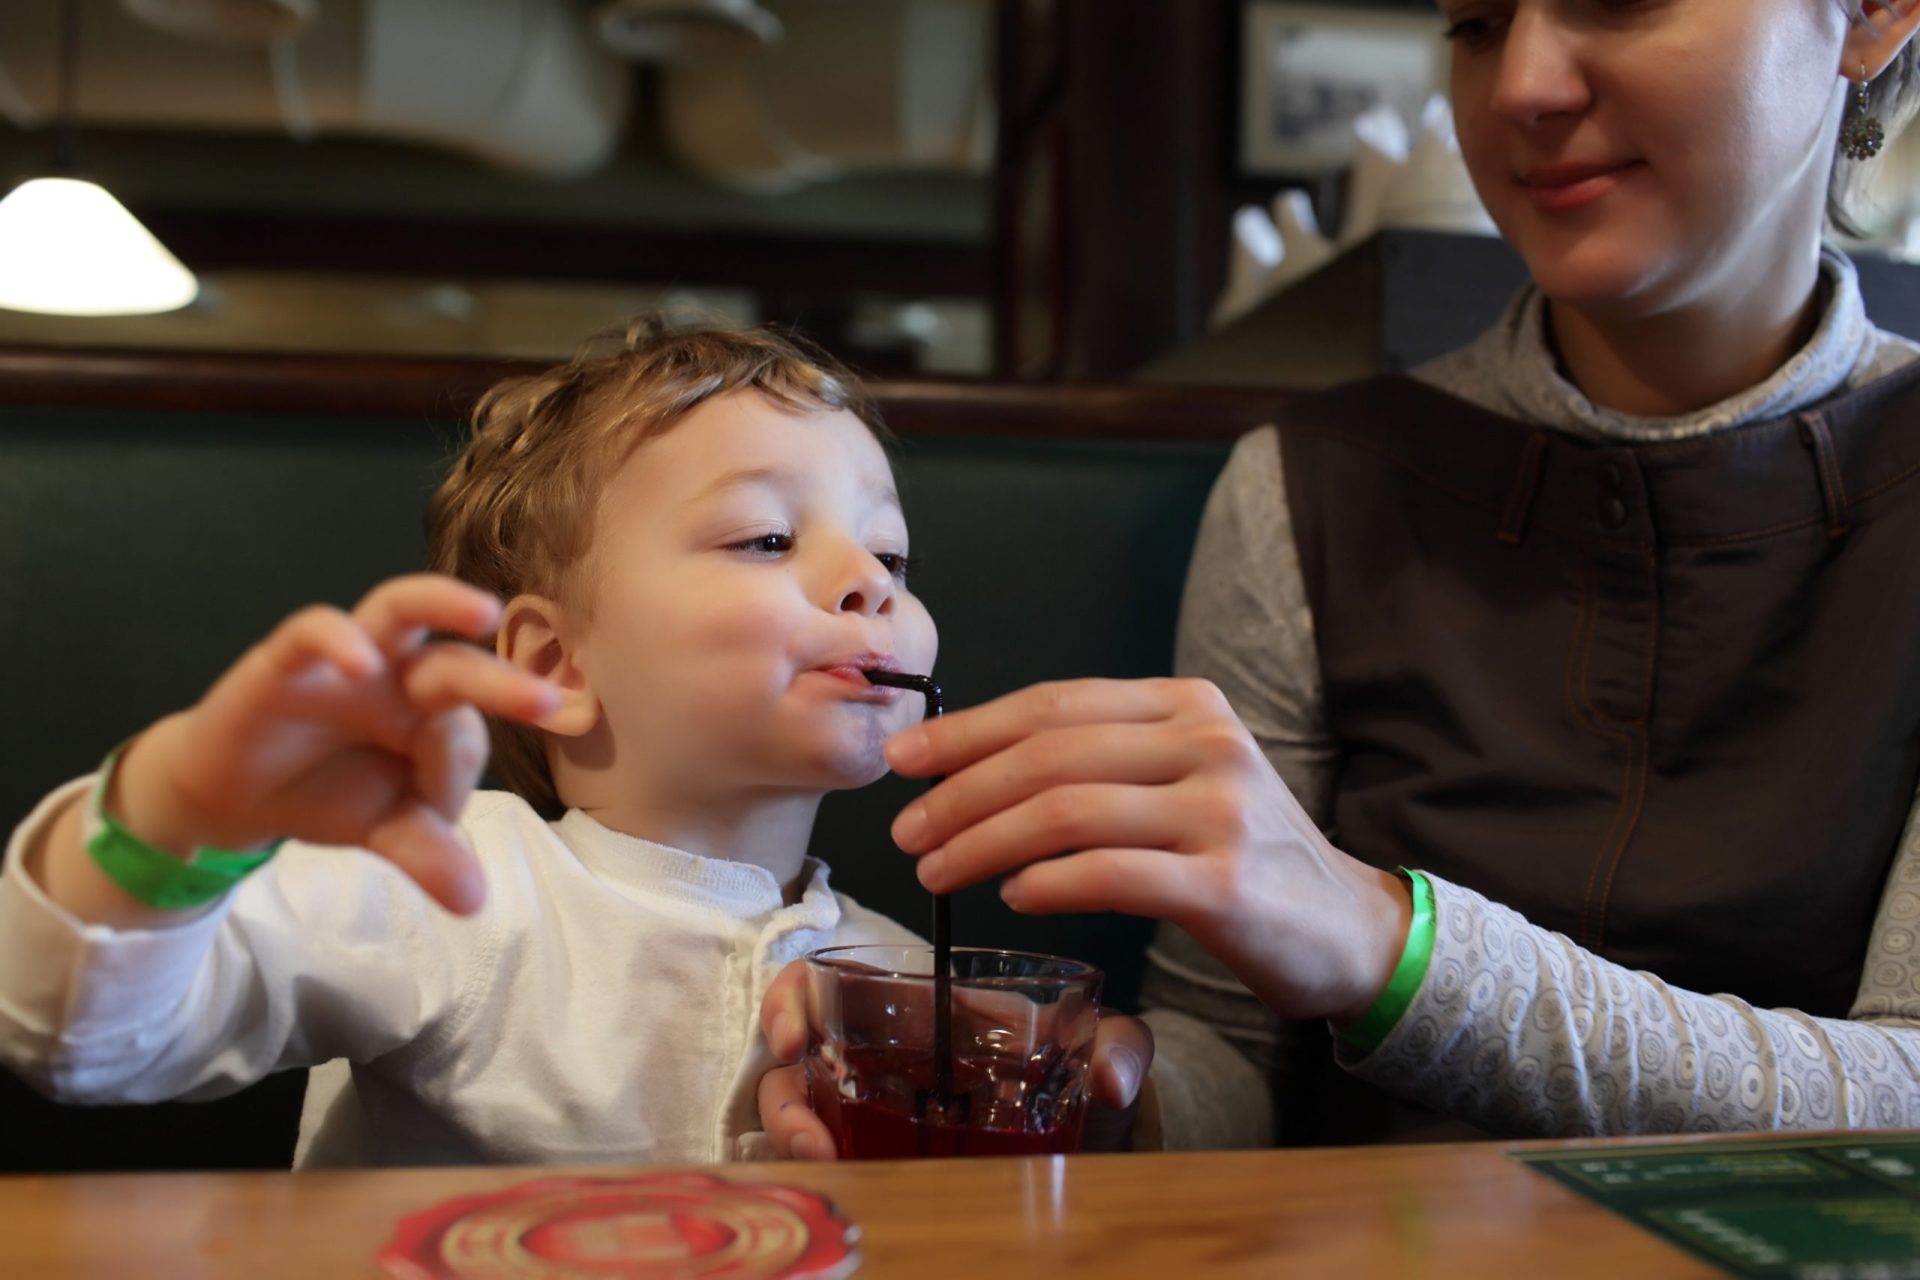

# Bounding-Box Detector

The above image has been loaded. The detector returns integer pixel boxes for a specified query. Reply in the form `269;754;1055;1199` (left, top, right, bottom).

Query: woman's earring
1841;65;1887;162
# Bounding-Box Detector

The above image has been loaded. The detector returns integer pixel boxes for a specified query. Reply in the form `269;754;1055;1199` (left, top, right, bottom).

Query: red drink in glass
803;946;1102;1160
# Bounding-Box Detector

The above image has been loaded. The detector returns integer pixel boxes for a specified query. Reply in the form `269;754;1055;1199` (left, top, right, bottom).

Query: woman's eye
1442;16;1498;43
729;532;794;556
1438;3;1507;43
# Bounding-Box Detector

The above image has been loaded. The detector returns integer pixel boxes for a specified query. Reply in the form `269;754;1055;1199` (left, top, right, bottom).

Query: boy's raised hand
35;575;560;919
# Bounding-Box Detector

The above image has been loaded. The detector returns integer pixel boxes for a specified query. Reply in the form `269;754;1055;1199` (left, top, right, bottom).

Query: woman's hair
1831;11;1920;237
425;314;889;814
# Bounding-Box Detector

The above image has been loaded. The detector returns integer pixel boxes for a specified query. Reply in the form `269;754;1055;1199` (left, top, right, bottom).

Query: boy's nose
835;555;895;618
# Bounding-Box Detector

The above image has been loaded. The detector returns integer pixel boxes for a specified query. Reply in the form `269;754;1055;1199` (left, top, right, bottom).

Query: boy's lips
810;654;904;701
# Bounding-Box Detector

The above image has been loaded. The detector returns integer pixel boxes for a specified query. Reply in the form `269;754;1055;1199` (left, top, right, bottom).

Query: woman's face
1439;0;1851;314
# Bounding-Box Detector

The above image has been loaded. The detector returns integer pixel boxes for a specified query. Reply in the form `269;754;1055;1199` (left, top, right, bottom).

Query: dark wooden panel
877;376;1287;442
0;347;522;419
1055;0;1236;380
0;347;1292;442
138;210;992;299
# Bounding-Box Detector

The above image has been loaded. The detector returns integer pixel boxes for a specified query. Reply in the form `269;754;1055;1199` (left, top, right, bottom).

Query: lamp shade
0;177;198;316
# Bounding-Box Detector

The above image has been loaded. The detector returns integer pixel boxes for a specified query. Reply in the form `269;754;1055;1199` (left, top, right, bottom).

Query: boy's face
568;390;938;797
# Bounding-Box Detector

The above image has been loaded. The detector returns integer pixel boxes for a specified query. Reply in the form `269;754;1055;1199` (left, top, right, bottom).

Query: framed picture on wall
1237;1;1449;178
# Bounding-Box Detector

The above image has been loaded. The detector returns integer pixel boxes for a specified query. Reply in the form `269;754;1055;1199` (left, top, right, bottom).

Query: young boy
0;319;948;1167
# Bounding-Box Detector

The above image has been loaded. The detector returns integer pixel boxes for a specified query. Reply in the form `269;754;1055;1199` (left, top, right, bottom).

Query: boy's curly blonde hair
426;314;889;815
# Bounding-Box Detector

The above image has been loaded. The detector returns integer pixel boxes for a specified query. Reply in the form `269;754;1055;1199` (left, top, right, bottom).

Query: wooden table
0;1142;1730;1278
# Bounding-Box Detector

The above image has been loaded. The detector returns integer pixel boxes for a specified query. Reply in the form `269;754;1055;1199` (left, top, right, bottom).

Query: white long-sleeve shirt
1143;249;1920;1140
0;781;916;1167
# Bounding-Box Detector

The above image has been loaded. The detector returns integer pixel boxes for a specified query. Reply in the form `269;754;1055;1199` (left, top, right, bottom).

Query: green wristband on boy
82;745;282;911
1335;869;1436;1053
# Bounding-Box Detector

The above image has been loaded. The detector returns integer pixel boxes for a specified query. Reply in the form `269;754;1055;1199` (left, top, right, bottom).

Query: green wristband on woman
1335;869;1436;1053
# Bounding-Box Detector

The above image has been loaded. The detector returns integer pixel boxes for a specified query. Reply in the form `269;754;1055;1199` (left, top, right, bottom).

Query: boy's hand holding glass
32;574;562;922
755;954;1156;1160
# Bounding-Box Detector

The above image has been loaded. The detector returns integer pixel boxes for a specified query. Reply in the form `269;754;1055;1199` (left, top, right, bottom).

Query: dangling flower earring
1841;64;1887;161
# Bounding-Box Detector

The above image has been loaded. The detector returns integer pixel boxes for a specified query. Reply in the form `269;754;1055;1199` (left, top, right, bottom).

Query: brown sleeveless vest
1274;367;1920;1141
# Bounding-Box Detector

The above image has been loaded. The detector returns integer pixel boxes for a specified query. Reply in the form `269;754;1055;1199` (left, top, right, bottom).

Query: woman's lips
1520;161;1642;214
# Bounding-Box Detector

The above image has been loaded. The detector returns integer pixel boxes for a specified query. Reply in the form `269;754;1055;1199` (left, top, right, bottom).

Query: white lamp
0;177;198;316
0;0;199;316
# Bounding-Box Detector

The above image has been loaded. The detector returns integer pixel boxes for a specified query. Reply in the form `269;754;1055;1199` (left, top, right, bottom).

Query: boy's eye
874;552;914;580
729;532;794;556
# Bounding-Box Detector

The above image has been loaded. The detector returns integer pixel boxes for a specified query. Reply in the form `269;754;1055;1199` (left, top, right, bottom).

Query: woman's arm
879;617;1920;1138
880;423;1920;1138
1140;426;1343;1146
1135;427;1920;1135
1343;814;1920;1134
1165;426;1338;821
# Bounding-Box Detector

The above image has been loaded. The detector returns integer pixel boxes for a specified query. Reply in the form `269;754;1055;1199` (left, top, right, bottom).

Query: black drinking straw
863;670;953;1113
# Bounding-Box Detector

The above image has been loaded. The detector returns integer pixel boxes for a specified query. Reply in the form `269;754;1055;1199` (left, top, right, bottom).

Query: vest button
1601;463;1626;492
1601;497;1629;529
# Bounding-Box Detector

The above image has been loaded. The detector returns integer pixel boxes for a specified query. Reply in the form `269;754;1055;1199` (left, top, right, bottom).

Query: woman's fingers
886;679;1190;780
757;1064;837;1162
353;575;503;657
892;721;1203;856
916;784;1203;894
997;847;1219;923
362;799;488;915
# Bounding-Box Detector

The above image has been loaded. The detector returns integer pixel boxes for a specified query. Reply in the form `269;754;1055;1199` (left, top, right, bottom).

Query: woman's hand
885;678;1412;1024
754;960;1157;1160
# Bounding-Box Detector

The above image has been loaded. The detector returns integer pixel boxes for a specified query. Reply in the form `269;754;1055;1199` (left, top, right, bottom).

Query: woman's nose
1487;9;1591;130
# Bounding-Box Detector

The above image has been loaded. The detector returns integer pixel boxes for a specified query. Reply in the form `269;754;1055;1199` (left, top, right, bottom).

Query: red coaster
378;1172;861;1279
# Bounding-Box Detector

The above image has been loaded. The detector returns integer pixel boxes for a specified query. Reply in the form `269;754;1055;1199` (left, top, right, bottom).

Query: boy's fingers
258;606;383;682
760;962;810;1061
757;1064;836;1162
885;678;1177;779
893;722;1192;855
1089;1014;1154;1112
411;707;489;824
353;575;503;657
363;801;487;916
403;643;561;724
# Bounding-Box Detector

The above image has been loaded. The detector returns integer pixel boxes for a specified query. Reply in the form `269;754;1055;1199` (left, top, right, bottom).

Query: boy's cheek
899;598;939;673
642;599;793;672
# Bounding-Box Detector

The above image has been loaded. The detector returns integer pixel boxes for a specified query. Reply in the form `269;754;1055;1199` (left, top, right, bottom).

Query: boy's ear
499;594;600;738
1847;0;1920;79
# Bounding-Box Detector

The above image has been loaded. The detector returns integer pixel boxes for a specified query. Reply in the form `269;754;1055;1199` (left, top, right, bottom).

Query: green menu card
1515;1135;1920;1278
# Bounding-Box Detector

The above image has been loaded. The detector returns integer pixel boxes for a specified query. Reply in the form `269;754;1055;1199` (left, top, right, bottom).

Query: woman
758;0;1920;1152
